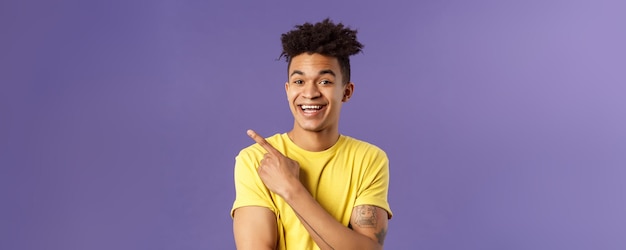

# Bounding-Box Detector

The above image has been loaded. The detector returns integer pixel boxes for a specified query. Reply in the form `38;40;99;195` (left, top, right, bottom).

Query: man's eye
320;80;332;85
293;80;304;84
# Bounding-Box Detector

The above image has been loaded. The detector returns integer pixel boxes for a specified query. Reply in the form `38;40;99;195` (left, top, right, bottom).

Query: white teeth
301;105;323;110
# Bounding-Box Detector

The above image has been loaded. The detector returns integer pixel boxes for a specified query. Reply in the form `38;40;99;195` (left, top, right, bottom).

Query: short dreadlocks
280;18;363;85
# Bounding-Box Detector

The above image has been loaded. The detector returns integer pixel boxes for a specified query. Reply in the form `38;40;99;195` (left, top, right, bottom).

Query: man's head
280;19;363;136
280;18;363;85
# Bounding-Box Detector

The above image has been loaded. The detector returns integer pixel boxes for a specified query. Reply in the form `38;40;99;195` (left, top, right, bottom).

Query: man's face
285;53;353;133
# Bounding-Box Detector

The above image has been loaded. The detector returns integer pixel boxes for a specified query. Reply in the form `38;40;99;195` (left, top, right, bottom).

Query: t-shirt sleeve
354;148;393;219
230;148;276;218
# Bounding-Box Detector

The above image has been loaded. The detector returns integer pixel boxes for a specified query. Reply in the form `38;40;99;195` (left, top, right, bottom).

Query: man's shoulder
340;135;387;157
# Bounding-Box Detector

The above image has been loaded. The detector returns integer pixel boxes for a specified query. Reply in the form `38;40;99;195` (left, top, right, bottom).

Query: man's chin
295;123;325;133
299;126;323;132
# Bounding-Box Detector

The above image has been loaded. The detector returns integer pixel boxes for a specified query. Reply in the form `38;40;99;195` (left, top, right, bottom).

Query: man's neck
287;128;340;152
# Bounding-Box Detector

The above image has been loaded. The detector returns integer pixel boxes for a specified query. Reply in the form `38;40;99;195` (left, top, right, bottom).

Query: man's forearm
282;183;383;250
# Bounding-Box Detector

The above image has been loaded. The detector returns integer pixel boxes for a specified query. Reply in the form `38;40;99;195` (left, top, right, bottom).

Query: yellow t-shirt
231;133;392;250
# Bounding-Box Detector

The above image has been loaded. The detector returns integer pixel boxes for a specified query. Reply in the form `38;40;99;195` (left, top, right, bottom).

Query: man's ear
342;82;354;102
285;82;289;94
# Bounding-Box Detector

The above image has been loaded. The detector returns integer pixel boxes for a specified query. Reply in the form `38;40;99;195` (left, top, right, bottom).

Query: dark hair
280;18;363;84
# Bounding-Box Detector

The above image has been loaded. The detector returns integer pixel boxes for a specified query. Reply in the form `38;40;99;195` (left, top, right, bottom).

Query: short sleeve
354;149;393;219
231;148;276;217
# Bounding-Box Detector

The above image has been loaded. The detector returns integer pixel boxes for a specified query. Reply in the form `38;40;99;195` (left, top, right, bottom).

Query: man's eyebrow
319;69;336;76
289;69;336;77
290;70;304;77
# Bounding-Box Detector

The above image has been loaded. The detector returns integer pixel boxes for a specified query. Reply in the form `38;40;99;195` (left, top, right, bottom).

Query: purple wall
2;0;625;249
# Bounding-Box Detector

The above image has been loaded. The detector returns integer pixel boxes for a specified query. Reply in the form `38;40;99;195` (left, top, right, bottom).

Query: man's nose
302;83;321;99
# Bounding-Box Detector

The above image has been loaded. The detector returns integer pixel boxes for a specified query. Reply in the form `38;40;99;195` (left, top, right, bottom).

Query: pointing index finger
247;129;280;155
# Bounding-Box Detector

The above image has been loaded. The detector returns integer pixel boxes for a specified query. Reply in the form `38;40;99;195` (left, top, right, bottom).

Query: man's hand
247;129;301;198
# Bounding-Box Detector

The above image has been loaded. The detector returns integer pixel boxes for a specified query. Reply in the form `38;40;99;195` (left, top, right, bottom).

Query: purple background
2;0;625;249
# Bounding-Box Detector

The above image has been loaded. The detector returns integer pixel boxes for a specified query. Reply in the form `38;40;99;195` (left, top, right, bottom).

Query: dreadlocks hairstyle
280;18;363;85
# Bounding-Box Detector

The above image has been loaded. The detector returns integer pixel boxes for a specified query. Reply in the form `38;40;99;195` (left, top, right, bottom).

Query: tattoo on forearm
355;205;377;228
292;209;335;250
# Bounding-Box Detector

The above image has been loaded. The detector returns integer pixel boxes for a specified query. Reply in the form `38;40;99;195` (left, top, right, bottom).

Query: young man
231;19;392;250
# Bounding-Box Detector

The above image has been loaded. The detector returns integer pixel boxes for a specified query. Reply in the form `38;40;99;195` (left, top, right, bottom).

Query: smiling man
231;19;392;250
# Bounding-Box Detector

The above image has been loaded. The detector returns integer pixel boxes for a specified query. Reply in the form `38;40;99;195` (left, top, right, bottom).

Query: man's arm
247;130;388;250
232;206;277;250
350;205;389;246
285;186;388;250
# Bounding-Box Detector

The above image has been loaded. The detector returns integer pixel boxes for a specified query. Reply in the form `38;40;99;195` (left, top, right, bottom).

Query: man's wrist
280;179;307;203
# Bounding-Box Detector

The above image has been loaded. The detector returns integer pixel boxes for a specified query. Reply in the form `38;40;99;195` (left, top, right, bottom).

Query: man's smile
298;104;326;115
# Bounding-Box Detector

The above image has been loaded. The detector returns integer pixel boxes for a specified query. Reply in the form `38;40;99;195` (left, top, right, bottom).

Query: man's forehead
288;54;341;73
